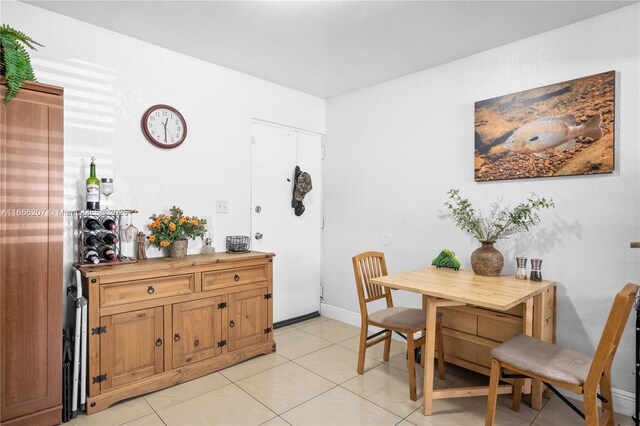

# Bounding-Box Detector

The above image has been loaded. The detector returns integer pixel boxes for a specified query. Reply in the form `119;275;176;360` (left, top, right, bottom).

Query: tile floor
68;316;633;426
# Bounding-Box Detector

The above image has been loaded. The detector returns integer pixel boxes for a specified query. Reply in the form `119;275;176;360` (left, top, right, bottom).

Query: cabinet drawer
477;316;521;342
441;308;477;335
443;335;477;364
202;265;267;291
100;274;195;307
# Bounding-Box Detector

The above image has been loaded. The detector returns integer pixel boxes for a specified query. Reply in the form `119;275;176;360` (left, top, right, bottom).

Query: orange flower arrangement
146;206;207;248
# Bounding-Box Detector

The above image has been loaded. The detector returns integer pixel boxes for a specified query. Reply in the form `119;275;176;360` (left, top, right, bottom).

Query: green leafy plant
0;24;42;103
146;206;207;248
444;189;554;242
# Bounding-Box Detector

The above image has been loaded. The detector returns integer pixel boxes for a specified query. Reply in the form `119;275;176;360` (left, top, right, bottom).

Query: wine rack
75;209;138;267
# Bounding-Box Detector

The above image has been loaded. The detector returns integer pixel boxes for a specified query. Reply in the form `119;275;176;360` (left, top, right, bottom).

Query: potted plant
147;206;207;258
0;24;42;103
443;189;554;276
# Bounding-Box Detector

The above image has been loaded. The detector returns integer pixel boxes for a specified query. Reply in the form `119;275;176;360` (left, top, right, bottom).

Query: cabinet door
1;85;63;422
173;297;223;368
228;287;270;352
100;307;164;391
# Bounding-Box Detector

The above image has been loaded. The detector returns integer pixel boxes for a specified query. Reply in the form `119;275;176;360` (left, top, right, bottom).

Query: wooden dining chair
352;251;445;401
485;283;639;426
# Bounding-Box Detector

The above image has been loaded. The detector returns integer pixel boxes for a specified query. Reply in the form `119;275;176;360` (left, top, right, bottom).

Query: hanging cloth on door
291;165;312;216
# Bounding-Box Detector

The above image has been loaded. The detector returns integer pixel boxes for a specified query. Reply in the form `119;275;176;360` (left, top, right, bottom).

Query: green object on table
431;249;461;270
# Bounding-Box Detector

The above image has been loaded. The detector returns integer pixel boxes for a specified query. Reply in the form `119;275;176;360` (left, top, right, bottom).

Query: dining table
370;267;556;416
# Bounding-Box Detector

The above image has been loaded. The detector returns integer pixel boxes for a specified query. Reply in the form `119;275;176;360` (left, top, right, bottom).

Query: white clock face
145;107;185;146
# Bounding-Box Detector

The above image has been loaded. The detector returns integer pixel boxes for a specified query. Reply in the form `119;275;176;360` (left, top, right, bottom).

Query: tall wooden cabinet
0;82;64;425
80;252;275;414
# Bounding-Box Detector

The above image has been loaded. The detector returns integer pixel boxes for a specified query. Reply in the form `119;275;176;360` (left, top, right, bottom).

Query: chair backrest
352;252;393;316
585;283;639;389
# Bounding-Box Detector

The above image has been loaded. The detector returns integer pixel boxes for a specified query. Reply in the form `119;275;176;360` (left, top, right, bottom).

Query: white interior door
251;122;322;323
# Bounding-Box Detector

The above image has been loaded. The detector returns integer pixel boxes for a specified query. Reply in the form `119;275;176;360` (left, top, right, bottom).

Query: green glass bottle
86;156;100;210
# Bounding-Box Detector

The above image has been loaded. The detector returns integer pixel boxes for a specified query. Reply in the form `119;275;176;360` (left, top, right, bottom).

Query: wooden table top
370;267;555;311
79;251;275;277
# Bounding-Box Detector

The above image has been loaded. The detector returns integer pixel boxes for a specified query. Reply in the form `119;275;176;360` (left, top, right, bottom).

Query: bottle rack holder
76;210;138;267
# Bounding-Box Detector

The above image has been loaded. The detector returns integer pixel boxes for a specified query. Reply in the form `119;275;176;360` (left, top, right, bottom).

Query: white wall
3;1;325;317
323;3;640;401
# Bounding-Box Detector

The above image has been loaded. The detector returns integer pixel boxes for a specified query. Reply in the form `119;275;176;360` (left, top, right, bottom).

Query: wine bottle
84;217;101;231
97;244;118;262
84;233;100;247
86;156;100;210
83;248;100;264
100;231;119;245
100;216;117;230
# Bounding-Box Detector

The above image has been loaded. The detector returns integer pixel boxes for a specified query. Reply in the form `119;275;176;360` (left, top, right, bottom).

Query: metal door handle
155;338;163;346
174;333;181;342
230;320;235;328
234;274;240;281
255;232;263;240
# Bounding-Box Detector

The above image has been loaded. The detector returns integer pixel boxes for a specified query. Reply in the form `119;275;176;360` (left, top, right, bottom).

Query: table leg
423;296;437;415
531;292;544;410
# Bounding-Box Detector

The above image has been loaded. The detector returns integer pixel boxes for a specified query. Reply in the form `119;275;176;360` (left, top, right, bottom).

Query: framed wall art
474;70;615;182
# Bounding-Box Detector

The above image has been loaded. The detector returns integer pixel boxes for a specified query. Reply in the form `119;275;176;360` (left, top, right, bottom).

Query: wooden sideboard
80;252;275;414
438;286;556;389
1;82;64;426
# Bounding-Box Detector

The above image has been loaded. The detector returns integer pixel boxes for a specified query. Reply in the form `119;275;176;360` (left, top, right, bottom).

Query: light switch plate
216;200;229;214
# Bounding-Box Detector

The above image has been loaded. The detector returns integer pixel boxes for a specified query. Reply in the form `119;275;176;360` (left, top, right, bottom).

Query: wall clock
141;104;187;149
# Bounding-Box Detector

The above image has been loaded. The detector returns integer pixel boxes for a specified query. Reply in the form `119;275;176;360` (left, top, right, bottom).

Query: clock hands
162;118;169;143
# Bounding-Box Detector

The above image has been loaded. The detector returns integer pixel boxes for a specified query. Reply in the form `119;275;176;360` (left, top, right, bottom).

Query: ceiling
24;1;635;98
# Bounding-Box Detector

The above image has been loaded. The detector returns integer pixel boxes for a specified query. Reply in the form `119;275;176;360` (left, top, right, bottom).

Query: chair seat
491;334;592;386
368;307;442;330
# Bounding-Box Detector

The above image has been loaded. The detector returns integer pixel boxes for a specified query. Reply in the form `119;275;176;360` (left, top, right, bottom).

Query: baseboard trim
320;302;636;417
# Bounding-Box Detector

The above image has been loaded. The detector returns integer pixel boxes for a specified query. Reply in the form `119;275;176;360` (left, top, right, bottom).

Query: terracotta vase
168;239;188;258
470;241;504;276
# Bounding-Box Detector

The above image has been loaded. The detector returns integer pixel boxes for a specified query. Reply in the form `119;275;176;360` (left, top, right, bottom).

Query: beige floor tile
220;353;289;382
236;362;335;414
338;335;407;361
469;392;546;423
340;363;423;417
297;319;360;343
406;397;530;425
281;386;402;425
122;413;166;426
274;329;334;360
396;421;418;426
260;416;292;425
290;315;331;329
274;325;297;337
67;397;154;425
157;383;276;425
144;371;230;411
294;344;381;384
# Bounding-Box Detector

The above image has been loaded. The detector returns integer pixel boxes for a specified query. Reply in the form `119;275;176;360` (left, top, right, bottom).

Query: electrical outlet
216;200;229;214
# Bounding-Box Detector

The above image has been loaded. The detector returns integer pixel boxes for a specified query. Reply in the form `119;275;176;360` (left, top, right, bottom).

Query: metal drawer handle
194;339;199;347
147;286;155;294
230;320;235;328
155;338;163;346
234;274;240;281
174;333;181;342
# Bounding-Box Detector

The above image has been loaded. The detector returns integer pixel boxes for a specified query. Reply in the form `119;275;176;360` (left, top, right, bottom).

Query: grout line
337;383;410;421
231;382;281;421
276;384;341;418
141;373;232;413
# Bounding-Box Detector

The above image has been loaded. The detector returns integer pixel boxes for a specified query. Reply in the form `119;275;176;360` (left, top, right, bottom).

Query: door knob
255;232;263;240
255;205;262;213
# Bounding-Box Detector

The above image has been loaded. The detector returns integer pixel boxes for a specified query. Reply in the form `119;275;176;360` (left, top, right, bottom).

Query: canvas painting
474;71;615;182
